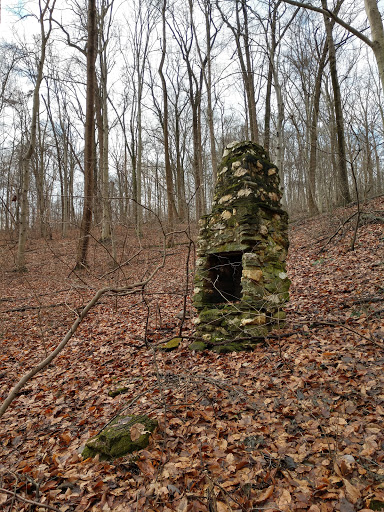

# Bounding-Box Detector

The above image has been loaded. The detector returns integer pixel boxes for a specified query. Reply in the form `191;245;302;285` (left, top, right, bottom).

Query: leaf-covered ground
1;200;384;512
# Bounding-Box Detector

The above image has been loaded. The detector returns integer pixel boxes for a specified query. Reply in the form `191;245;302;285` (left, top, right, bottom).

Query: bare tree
217;0;259;142
282;0;384;95
191;0;221;187
16;0;56;271
158;0;179;231
96;0;114;243
75;0;97;269
321;0;351;206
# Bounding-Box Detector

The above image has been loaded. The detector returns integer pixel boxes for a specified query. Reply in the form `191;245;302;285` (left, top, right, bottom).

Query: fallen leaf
342;478;361;504
130;423;149;441
254;485;274;503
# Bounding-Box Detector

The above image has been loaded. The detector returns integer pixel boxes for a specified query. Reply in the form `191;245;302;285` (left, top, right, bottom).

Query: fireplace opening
207;252;243;303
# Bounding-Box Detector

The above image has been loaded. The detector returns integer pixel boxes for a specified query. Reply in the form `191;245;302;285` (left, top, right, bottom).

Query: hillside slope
1;200;384;511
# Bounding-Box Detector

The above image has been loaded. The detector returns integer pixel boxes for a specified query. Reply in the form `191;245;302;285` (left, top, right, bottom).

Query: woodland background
1;0;384;268
1;0;384;511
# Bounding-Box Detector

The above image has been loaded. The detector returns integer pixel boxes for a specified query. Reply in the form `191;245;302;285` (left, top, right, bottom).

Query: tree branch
281;0;373;47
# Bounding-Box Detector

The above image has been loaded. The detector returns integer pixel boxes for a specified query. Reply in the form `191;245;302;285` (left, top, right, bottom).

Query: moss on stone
161;337;181;351
273;311;286;320
188;341;207;351
199;308;225;324
212;342;245;353
108;386;129;398
82;415;157;460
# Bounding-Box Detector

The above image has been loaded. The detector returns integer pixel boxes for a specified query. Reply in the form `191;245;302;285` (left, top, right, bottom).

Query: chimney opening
207;252;243;303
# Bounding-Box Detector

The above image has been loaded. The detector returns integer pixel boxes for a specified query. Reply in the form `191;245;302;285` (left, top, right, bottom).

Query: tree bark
364;0;384;94
321;0;351;206
158;0;178;233
76;0;97;268
16;0;55;271
308;42;328;215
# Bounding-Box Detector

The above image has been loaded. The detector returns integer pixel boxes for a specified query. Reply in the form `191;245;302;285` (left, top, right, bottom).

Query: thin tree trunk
308;42;328;215
240;0;258;142
76;0;97;268
191;0;218;186
158;0;178;234
216;0;258;142
321;0;351;206
16;0;55;271
264;61;273;153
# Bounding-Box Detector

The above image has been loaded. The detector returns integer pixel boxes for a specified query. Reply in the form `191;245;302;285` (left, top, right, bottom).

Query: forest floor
1;199;384;512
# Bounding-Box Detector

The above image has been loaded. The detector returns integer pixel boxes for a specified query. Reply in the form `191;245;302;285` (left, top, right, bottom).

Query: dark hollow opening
207;252;243;303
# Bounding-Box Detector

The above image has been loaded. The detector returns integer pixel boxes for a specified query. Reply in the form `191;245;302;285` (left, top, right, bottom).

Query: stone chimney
192;141;290;353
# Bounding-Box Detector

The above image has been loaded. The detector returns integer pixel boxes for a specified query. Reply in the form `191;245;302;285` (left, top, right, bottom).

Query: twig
350;296;384;304
178;233;194;337
318;211;358;253
94;385;159;436
0;487;61;511
349;148;362;251
307;320;384;347
99;248;143;279
204;473;244;511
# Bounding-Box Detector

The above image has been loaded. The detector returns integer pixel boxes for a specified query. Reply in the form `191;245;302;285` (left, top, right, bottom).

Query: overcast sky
1;0;37;43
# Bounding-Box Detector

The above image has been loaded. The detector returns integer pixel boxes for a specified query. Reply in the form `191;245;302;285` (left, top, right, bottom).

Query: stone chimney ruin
192;141;290;353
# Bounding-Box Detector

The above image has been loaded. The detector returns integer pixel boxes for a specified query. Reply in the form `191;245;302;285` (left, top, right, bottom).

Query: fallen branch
307;320;384;348
351;296;384;304
318;211;358;253
3;302;66;313
0;238;168;419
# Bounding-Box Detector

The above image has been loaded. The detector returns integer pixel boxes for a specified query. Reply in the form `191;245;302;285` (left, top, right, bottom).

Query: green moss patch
82;415;157;460
161;337;181;351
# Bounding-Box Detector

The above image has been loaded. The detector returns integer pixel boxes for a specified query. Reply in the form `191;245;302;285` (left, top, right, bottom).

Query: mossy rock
161;337;181;351
108;386;129;398
212;342;246;353
370;500;384;510
188;341;207;352
82;415;157;460
273;310;286;320
199;308;225;324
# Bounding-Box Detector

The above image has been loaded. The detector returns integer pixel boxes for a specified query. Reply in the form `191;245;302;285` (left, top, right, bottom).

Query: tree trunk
308;42;328;215
321;0;351;206
76;0;97;268
190;0;218;188
16;0;55;271
240;0;259;142
364;0;384;93
158;0;178;234
217;0;258;142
